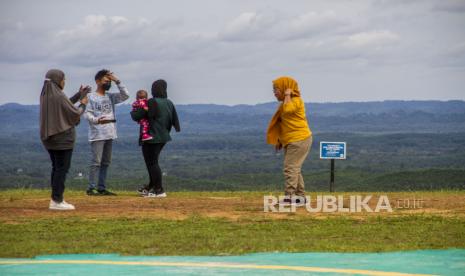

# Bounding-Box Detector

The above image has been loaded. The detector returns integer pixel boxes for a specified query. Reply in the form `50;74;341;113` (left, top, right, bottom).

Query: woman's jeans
48;149;73;203
142;143;166;193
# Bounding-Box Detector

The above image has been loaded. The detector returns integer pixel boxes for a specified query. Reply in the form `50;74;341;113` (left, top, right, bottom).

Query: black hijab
146;79;180;134
151;79;167;98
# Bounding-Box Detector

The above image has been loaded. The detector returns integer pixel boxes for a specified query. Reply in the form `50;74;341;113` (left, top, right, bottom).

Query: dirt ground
1;191;464;223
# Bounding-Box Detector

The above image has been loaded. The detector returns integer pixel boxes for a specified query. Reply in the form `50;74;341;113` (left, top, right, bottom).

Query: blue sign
320;142;346;159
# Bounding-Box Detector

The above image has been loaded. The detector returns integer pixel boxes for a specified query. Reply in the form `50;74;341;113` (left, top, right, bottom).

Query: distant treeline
1;101;464;191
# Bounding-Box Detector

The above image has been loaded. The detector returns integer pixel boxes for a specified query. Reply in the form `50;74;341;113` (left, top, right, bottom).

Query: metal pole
330;159;335;192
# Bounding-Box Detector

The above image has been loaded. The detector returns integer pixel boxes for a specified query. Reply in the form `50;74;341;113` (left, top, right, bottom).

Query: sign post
320;141;346;192
330;159;335;192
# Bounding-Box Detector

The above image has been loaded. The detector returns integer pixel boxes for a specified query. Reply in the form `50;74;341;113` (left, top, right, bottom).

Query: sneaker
49;200;75;210
295;196;307;206
278;196;306;206
97;189;117;196
86;188;98;196
143;192;167;198
137;186;149;196
279;198;292;205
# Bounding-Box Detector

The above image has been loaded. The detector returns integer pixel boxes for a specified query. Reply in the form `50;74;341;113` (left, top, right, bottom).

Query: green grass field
1;190;464;258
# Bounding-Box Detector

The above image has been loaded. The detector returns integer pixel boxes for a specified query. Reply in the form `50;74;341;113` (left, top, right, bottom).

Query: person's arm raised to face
70;85;92;104
283;88;292;104
282;88;298;114
107;72;129;104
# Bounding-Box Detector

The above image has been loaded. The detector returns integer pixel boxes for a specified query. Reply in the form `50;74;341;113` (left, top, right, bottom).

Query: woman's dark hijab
151;79;167;98
147;79;180;132
39;69;81;141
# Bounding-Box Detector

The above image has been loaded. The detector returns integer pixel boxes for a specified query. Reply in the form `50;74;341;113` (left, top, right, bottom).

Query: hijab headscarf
266;76;300;145
40;69;81;141
151;79;168;98
272;76;300;98
147;79;181;132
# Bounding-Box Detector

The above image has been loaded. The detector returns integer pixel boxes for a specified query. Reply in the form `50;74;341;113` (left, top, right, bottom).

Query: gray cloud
432;0;465;13
0;0;464;105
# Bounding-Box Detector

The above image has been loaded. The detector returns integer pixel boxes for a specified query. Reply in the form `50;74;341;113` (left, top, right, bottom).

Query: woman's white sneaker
143;192;167;198
49;200;75;210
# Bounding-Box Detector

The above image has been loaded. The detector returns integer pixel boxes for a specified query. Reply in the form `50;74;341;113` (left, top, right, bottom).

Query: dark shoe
279;198;292;205
295;196;307;205
279;196;306;205
137;186;149;196
86;188;98;196
97;189;117;196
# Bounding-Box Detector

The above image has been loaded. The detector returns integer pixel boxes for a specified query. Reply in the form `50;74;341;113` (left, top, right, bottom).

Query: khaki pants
283;136;312;196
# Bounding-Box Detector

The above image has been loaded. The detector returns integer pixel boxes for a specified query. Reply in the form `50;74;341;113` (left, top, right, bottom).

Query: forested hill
1;100;464;191
1;100;465;135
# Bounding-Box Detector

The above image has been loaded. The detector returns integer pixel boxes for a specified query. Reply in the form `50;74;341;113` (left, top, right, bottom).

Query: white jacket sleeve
84;101;99;124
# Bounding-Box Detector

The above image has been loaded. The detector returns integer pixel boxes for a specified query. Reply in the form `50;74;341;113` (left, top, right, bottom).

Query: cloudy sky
1;0;464;105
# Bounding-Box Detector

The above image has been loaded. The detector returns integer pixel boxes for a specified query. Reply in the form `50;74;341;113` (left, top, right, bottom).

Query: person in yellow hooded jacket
267;76;312;203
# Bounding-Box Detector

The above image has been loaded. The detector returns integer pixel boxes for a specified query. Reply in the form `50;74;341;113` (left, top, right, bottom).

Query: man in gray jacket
85;69;129;196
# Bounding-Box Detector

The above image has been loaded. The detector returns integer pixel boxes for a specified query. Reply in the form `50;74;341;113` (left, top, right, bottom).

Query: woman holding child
131;79;180;198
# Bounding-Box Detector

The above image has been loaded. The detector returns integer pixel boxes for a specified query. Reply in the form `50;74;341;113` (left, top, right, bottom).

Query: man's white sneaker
49;200;75;210
155;192;167;198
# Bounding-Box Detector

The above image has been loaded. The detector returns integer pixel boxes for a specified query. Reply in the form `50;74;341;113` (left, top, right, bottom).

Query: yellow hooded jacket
266;76;312;146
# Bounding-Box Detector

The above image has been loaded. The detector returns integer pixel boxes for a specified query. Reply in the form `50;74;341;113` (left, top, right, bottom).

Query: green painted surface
1;249;464;275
